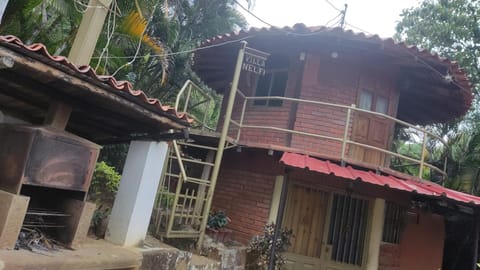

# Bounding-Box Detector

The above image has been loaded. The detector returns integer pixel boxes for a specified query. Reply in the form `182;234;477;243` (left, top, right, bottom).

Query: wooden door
283;185;328;269
349;86;395;167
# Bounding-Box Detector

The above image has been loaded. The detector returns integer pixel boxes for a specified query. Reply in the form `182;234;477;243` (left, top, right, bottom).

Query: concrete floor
0;236;221;270
0;238;141;270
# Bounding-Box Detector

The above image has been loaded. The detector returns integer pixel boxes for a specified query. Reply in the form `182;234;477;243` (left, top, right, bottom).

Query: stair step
177;141;219;151
170;156;215;166
164;173;211;185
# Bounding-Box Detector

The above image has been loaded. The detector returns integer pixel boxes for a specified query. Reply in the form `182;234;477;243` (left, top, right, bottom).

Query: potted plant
206;210;232;242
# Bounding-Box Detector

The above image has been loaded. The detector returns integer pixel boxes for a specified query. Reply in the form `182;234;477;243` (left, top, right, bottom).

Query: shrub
88;161;121;206
247;223;293;269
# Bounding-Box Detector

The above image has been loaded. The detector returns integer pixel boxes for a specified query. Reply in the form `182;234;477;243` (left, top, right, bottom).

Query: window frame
253;56;289;107
358;89;390;115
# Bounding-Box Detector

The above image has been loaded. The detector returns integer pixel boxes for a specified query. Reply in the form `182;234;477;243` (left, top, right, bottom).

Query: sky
239;0;421;38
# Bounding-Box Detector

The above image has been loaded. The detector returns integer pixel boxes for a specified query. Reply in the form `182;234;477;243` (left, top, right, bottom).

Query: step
170;156;215;167
189;254;221;270
177;141;219;151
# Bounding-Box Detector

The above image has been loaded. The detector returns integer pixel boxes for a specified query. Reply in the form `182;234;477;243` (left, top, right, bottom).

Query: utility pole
339;3;348;29
44;0;112;129
68;0;112;65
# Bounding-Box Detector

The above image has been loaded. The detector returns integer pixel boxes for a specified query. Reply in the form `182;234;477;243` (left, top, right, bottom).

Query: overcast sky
239;0;421;38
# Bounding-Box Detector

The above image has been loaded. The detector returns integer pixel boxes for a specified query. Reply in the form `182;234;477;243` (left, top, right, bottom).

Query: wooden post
43;101;73;130
44;0;112;129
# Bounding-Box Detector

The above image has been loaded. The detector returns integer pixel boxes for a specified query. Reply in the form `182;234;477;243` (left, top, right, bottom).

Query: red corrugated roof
0;35;191;124
280;152;480;205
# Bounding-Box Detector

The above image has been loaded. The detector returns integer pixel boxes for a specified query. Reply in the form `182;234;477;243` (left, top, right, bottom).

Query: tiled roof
201;24;471;95
0;35;191;124
280;152;480;206
193;23;473;124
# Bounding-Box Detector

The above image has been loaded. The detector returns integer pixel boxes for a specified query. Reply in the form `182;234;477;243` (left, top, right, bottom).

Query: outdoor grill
0;124;99;248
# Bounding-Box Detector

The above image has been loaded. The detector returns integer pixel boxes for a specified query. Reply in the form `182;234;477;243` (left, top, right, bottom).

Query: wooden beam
43;101;72;129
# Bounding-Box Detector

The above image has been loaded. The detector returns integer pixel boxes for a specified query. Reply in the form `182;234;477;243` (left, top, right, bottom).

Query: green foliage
88;161;121;206
207;210;231;230
395;0;480;192
395;0;480;92
155;186;175;209
98;144;129;173
247;223;293;269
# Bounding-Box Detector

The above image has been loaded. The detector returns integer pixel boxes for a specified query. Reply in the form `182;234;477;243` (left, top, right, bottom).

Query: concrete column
365;198;385;270
0;1;8;23
106;141;168;246
268;175;286;223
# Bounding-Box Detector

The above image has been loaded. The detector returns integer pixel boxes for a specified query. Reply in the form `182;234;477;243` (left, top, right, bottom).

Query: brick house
158;25;478;270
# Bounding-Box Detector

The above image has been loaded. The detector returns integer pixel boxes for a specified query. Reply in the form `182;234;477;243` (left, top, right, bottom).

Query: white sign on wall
242;47;269;76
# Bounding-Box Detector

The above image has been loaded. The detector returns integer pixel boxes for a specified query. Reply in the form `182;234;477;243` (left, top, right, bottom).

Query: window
327;194;369;266
358;89;389;114
254;54;289;106
382;201;405;244
359;90;373;110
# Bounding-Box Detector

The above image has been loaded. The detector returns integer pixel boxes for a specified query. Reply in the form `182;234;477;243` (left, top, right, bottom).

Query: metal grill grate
327;194;369;266
382;202;405;244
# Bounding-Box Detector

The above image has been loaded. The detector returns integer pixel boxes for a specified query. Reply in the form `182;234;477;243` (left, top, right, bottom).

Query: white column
365;198;385;270
268;175;286;223
0;1;8;24
105;141;168;246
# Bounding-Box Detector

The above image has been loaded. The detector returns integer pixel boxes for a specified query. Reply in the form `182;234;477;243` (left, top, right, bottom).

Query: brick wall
217;51;302;146
216;48;400;164
379;243;401;270
291;52;361;157
211;149;283;244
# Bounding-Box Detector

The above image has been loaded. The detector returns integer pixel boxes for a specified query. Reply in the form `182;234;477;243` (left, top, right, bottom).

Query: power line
233;0;273;28
111;3;159;76
343;21;471;94
233;0;344;36
92;35;255;60
324;0;342;12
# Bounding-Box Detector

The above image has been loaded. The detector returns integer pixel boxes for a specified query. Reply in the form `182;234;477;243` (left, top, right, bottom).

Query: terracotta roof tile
0;35;192;124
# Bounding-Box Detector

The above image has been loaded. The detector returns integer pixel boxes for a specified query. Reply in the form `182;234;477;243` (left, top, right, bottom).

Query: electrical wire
95;0;117;71
92;34;255;60
232;0;343;36
343;21;472;94
89;0;471;95
324;0;342;12
233;0;273;27
111;3;160;76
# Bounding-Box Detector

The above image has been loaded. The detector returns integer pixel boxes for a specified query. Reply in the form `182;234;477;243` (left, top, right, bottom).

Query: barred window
382;201;405;244
327;194;369;266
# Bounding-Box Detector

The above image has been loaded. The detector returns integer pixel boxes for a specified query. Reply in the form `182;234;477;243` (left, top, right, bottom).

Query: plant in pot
206;210;232;242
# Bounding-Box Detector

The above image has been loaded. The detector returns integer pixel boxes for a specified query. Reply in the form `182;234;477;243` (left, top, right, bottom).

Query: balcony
176;81;448;182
